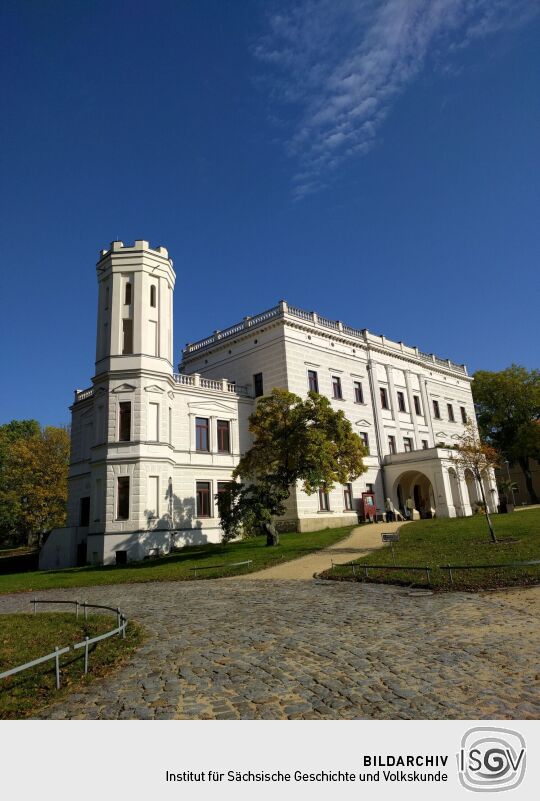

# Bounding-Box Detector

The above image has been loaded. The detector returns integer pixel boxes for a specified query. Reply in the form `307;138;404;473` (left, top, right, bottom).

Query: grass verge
0;612;143;719
319;509;540;591
0;526;355;595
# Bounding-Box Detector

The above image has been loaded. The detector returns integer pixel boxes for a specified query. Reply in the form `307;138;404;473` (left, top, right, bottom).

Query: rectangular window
124;282;132;305
388;435;396;454
318;486;330;512
254;373;264;398
413;395;422;416
433;400;441;419
380;387;389;409
422;439;429;449
217;481;232;514
343;484;353;511
360;432;369;454
447;403;455;422
196;417;209;451
148;402;159;441
354;381;364;404
122;319;133;354
150;285;157;308
397;391;406;412
117;477;130;520
119;401;131;442
79;496;90;527
217;419;231;453
332;375;343;399
148;476;159;518
403;437;413;452
366;483;374;494
460;406;468;424
308;370;319;393
196;481;211;517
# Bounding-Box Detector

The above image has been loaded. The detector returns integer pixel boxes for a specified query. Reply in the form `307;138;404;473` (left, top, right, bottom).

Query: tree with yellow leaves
0;422;70;547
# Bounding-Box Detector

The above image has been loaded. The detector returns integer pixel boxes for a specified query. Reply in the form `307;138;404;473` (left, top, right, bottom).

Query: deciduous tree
218;389;367;544
0;422;70;546
473;365;540;503
451;421;500;543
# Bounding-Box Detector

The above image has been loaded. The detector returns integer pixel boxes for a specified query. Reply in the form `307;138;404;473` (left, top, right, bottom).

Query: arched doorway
448;468;463;516
393;470;436;519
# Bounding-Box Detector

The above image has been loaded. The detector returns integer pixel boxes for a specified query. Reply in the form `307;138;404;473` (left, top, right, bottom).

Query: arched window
150;285;156;308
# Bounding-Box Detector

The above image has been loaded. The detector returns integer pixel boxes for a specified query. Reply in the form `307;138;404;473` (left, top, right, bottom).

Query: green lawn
0;526;355;595
321;509;540;591
0;612;143;719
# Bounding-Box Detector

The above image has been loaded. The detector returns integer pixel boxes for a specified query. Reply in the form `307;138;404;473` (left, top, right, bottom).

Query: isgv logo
458;727;526;792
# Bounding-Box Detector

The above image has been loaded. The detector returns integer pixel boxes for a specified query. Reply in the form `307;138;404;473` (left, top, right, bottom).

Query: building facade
40;241;498;568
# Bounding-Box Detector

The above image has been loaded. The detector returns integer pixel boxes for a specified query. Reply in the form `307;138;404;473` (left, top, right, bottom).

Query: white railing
74;387;95;402
0;599;128;690
180;301;467;375
173;373;251;396
174;374;195;386
200;378;224;391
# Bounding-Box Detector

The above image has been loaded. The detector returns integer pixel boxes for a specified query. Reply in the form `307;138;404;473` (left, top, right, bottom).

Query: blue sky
1;0;539;426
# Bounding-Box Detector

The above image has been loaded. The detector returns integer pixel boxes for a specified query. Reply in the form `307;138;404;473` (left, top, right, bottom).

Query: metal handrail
332;560;432;583
190;559;253;571
0;599;128;690
440;559;540;584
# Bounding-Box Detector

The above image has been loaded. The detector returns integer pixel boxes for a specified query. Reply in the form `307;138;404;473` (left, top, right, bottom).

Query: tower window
150;285;156;308
117;477;130;520
104;286;110;310
125;282;132;305
122;319;133;354
119;401;131;442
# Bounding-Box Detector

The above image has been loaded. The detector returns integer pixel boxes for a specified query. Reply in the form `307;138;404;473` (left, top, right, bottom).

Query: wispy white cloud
254;0;539;198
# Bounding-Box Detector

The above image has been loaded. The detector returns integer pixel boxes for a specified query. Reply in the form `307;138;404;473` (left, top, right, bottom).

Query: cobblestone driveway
1;580;538;720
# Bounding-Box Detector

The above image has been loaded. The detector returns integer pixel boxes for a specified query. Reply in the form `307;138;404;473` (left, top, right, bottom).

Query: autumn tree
473;365;540;503
218;389;367;544
451;421;500;543
0;422;70;547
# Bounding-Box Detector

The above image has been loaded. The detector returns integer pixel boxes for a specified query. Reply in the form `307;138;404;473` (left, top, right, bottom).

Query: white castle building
40;240;498;568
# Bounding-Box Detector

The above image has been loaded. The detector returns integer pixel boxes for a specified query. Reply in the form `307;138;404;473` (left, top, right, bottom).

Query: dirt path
241;520;407;580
